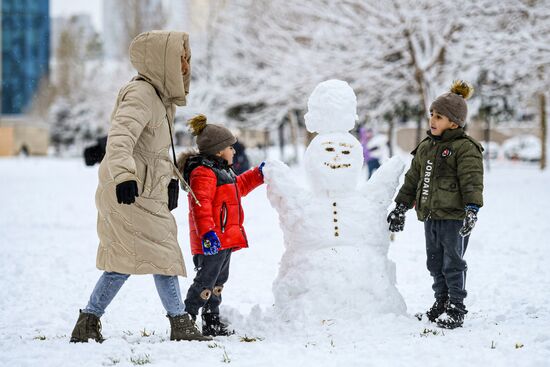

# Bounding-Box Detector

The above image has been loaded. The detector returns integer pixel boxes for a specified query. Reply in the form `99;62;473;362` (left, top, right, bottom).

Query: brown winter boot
70;310;105;343
168;313;212;341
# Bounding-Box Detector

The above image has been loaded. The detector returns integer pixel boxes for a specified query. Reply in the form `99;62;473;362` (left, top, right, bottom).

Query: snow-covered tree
118;0;169;57
49;22;133;153
48;61;133;152
190;1;481;143
465;0;550;168
43;0;549;159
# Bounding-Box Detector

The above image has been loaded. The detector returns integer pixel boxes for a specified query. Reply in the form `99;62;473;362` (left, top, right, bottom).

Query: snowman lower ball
266;80;406;328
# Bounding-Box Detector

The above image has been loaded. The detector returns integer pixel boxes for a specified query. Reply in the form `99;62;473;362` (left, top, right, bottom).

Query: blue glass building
1;0;50;115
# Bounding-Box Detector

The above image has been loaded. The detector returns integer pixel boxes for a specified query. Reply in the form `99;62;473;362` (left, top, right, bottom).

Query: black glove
116;180;139;205
84;144;104;166
387;203;409;232
83;136;107;166
168;179;179;211
459;205;479;237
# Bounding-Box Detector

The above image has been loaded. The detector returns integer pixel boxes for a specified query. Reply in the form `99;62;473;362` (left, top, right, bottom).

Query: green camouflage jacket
395;128;484;221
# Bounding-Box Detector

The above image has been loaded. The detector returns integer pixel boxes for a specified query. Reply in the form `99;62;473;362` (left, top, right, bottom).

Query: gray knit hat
188;114;236;155
430;80;474;127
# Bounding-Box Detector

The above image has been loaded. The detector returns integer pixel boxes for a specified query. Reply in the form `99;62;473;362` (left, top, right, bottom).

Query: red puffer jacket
185;155;264;255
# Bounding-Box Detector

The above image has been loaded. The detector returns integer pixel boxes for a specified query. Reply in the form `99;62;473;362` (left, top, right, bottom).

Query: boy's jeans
83;271;185;317
424;219;470;303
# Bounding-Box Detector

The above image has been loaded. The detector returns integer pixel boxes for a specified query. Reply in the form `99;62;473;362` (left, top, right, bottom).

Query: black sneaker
425;297;449;322
436;301;468;329
202;313;234;337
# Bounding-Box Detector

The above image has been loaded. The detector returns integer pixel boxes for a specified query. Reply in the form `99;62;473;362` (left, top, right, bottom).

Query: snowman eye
341;150;350;155
325;147;335;152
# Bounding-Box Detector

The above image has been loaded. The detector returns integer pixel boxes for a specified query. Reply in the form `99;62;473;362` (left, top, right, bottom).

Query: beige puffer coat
95;31;191;276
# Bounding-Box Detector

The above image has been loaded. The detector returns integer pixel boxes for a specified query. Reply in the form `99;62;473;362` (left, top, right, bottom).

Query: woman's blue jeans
83;271;185;317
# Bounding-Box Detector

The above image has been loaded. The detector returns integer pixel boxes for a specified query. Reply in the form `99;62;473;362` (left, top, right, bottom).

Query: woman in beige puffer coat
70;31;210;343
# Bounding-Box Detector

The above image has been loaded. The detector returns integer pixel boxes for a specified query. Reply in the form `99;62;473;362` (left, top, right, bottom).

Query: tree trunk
484;116;491;172
416;115;423;148
288;110;300;164
540;93;547;170
388;118;395;158
402;28;430;146
305;131;316;147
278;122;285;162
264;129;270;157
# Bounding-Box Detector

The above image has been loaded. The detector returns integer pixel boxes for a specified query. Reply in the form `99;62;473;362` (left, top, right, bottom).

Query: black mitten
116;180;139;205
168;179;179;211
387;203;409;232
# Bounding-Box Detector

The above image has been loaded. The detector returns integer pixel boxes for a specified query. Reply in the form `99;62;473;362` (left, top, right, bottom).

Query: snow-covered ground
1;157;549;367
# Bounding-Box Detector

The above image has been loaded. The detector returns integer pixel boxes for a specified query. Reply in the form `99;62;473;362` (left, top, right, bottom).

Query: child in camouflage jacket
388;80;484;329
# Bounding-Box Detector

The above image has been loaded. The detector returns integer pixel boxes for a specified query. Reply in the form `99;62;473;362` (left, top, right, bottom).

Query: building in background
1;0;50;156
1;0;50;114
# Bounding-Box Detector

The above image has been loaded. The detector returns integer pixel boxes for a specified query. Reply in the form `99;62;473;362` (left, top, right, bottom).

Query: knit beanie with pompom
187;114;236;155
430;80;474;127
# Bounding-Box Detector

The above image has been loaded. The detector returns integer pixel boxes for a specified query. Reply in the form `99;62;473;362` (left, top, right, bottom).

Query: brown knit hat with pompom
430;80;474;127
188;114;236;155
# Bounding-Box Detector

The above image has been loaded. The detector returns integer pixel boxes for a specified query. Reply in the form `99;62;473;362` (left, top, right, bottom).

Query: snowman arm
362;156;406;204
394;154;421;208
263;160;308;210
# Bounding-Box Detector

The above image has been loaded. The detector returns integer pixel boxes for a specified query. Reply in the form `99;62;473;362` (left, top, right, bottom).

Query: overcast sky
50;0;103;32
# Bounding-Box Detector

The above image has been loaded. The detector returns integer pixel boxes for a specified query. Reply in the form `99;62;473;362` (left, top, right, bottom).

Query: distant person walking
232;140;251;174
359;127;380;178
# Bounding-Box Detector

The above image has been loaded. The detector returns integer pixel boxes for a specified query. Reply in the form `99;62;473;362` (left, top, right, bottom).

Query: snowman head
305;132;364;194
304;79;358;134
303;80;363;194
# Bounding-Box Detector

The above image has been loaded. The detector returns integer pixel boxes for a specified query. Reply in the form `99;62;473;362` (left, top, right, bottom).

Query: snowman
263;80;407;327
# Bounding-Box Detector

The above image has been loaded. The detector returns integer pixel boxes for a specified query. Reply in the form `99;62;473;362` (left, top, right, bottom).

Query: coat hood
176;149;198;180
179;153;231;183
129;31;191;106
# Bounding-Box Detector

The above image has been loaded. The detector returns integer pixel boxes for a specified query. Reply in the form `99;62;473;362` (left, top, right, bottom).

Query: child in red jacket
176;115;264;337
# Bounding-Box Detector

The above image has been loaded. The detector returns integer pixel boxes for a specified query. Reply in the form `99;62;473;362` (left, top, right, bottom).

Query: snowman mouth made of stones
322;142;355;170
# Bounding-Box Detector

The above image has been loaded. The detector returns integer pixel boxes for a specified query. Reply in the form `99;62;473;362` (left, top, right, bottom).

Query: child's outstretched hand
202;231;221;255
387;203;408;232
459;205;479;237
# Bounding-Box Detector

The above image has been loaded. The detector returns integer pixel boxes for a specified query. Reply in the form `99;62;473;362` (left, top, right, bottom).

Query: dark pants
184;249;232;316
424;219;469;303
